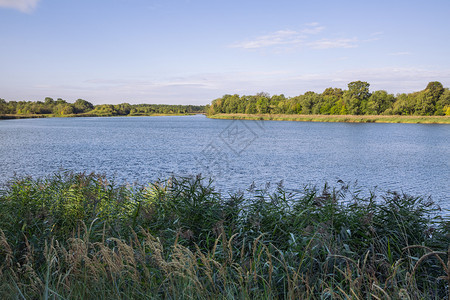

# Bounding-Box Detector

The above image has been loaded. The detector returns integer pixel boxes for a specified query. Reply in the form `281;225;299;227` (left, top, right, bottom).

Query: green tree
299;91;321;114
393;93;416;115
61;105;74;115
415;81;444;115
114;103;132;115
256;93;270;114
74;99;94;113
343;81;371;115
245;102;257;114
320;88;343;115
435;89;450;115
366;90;396;115
0;98;6;114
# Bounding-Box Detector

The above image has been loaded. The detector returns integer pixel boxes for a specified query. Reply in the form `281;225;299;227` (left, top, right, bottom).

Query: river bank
0;112;205;119
208;113;450;124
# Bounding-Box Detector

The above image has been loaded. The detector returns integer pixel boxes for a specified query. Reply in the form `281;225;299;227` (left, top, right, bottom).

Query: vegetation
0;171;448;299
207;81;450;117
0;97;205;118
209;113;450;124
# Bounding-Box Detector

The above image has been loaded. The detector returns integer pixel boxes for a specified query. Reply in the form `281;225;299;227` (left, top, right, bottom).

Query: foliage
0;98;206;117
0;172;448;299
207;81;450;117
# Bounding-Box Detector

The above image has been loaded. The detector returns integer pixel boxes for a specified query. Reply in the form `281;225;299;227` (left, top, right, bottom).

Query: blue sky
1;0;450;105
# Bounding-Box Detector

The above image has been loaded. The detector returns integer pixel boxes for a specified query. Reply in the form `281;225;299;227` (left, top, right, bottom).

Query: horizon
0;79;448;107
1;0;450;105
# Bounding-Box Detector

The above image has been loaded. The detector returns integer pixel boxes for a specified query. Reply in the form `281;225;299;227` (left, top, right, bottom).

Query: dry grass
209;113;450;124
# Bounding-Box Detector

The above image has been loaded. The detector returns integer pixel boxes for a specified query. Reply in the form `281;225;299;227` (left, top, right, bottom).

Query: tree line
207;81;450;116
0;97;206;116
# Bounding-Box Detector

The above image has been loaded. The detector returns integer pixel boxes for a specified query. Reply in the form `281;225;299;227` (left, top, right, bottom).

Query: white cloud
230;30;305;49
388;52;412;56
0;0;40;13
301;25;325;35
230;23;325;50
305;22;319;27
308;38;358;49
21;67;450;105
231;23;360;51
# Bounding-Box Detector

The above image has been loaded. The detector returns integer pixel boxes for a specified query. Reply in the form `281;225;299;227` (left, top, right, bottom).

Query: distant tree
343;81;371;115
74;99;94;113
300;91;321;114
227;94;240;113
0;98;7;114
61;105;74;115
435;89;450;115
256;92;270;98
366;90;396;115
44;97;55;105
393;93;416;115
245;102;257;114
56;98;67;105
114;103;132;115
256;95;270;114
425;81;444;99
320;88;343;114
416;81;444;115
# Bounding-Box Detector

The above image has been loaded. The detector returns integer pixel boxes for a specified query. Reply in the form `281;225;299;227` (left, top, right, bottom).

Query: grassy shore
0;172;448;299
0;112;204;119
0;114;47;119
208;113;450;124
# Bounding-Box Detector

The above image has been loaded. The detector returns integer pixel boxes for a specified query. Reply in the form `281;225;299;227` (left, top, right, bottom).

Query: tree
366;90;396;115
410;82;444;115
61;105;74;115
56;98;67;105
0;98;6;114
256;95;270;114
74;99;94;113
320;88;343;115
425;81;444;100
393;93;416;115
435;89;450;115
114;103;132;115
343;81;371;115
299;91;321;114
245;102;257;114
44;97;55;105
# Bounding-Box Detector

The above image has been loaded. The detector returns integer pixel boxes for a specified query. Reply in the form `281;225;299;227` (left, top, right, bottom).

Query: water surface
0;116;448;207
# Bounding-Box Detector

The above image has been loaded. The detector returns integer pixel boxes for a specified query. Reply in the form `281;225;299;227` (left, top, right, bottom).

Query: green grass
0;172;448;299
208;113;450;124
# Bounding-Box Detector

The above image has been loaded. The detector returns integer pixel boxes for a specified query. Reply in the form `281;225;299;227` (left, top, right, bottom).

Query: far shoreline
207;113;450;124
2;113;449;124
0;112;205;120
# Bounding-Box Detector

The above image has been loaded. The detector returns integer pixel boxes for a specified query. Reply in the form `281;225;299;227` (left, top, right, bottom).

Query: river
0;115;448;208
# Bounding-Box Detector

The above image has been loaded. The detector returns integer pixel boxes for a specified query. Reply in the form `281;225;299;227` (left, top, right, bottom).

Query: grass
0;171;448;299
208;113;450;124
0;114;47;119
0;112;204;119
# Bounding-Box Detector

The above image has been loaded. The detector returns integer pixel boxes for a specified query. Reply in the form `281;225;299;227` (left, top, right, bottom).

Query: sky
1;0;450;105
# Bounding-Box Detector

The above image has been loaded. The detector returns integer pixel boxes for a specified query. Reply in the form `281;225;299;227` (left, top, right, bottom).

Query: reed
208;113;450;124
0;171;448;299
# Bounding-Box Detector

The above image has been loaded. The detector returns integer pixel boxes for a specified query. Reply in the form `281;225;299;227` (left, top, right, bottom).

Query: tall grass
0;171;448;299
208;113;450;124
